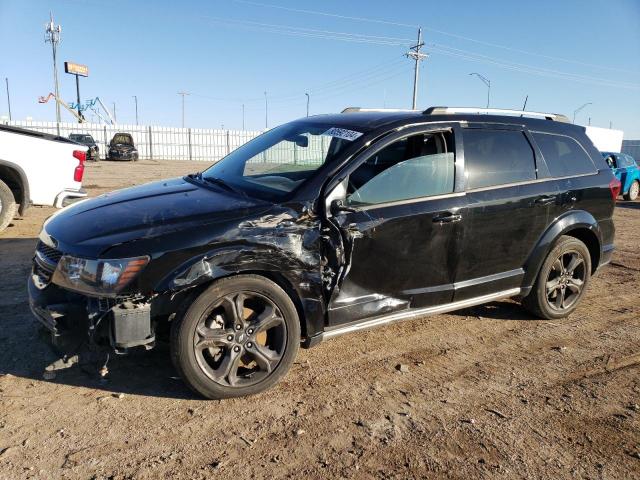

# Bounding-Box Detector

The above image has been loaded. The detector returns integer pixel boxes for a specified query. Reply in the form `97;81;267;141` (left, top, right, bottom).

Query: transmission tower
45;12;62;126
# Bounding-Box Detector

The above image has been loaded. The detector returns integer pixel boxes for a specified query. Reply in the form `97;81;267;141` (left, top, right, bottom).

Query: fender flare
154;245;325;342
0;159;30;215
522;209;602;290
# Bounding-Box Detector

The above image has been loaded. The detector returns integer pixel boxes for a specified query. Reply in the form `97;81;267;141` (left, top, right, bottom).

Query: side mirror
330;198;358;215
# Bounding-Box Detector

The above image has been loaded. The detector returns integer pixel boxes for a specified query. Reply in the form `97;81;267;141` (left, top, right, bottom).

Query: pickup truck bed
0;124;87;232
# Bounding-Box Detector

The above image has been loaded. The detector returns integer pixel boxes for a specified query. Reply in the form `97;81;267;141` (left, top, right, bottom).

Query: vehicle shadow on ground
616;201;640;210
452;300;538;321
0;237;197;400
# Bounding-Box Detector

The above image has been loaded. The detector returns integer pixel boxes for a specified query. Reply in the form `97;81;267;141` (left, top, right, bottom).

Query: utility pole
5;78;11;121
178;91;189;128
469;73;491;108
133;95;138;125
45;12;62;131
405;27;428;109
112;102;117;123
264;91;268;129
242;103;245;130
305;92;310;117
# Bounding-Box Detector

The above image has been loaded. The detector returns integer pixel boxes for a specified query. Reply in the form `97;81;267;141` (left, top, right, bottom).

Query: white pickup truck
0;124;87;232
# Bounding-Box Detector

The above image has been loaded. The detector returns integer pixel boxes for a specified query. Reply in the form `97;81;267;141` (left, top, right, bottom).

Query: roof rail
341;107;419;114
423;106;570;123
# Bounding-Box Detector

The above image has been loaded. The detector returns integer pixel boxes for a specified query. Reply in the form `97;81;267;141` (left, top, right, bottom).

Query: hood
43;177;271;256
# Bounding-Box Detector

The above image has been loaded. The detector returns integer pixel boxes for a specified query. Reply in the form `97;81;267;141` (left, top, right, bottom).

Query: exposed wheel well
163;271;309;341
563;227;600;273
242;270;308;340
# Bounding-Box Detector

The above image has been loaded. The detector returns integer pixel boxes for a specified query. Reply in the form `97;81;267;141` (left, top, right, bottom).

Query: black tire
623;180;639;201
170;274;300;399
522;235;591;320
0;179;17;233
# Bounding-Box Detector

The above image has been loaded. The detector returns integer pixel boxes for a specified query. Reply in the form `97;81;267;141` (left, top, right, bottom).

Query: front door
325;126;465;326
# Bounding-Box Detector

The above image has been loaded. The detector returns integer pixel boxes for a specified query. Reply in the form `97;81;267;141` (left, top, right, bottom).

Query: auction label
322;127;363;141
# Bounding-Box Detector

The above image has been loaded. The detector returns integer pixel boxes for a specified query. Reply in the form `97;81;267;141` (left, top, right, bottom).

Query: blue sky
1;0;639;136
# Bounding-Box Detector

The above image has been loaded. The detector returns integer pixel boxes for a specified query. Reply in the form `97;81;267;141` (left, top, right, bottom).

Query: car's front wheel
170;275;300;399
522;235;591;320
623;180;639;201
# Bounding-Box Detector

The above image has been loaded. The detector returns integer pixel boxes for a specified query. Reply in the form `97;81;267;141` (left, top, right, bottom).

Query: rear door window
463;128;536;189
532;132;597;177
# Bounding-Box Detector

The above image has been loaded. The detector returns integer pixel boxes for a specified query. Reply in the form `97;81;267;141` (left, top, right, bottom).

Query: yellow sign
64;62;89;77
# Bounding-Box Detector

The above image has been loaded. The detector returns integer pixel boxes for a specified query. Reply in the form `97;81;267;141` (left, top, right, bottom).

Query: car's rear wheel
170;275;300;399
624;180;639;201
0;179;17;233
522;235;591;320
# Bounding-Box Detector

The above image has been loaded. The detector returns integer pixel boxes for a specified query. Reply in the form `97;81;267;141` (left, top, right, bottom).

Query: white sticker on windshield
322;127;363;142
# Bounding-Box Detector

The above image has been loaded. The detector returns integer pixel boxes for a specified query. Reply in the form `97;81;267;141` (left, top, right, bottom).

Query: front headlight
52;255;149;296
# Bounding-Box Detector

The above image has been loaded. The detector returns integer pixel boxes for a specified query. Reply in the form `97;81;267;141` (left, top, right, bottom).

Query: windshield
201;121;359;201
70;134;94;145
111;134;133;146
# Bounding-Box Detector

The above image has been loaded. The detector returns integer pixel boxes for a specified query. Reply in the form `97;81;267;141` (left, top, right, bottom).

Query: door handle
432;212;462;224
534;195;556;206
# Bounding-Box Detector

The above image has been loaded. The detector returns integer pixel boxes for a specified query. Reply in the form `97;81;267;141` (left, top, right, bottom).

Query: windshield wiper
197;174;248;198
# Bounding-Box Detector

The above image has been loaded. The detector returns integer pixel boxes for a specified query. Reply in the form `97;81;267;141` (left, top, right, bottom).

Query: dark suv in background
29;107;618;399
69;133;100;162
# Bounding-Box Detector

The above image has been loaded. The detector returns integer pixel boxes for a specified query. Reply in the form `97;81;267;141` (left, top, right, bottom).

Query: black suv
29;107;618;399
69;133;100;162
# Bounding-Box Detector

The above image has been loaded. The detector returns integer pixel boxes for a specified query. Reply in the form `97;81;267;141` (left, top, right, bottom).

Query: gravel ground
0;160;638;479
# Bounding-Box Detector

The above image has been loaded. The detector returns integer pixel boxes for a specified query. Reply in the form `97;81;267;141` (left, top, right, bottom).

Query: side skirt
321;288;521;340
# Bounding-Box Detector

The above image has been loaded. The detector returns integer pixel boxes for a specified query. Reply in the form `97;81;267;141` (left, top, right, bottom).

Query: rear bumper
54;189;87;208
598;243;615;270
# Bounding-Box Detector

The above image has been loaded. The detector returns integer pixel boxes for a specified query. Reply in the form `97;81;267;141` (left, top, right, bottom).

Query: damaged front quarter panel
154;202;329;342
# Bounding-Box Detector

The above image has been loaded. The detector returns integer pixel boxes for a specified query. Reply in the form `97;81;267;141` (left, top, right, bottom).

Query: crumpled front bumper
28;263;155;352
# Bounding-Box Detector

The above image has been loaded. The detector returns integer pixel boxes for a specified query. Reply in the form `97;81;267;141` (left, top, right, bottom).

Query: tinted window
463;129;536;189
532;132;596;177
346;132;455;206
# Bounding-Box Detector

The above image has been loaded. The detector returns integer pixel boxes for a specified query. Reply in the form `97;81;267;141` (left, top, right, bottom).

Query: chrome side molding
323;288;521;339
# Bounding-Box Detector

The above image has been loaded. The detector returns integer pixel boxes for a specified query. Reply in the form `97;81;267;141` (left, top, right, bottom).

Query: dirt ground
0;160;638;480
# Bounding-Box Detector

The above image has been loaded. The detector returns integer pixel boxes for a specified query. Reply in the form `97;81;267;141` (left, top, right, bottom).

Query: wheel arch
153;247;325;347
523;210;602;289
0;160;30;215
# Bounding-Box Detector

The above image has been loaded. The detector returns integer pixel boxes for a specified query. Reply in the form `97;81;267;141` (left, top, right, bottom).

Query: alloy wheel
630;181;639;200
193;291;287;387
545;250;586;311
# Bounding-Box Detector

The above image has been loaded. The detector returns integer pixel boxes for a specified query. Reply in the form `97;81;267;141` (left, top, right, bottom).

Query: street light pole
305;92;310;117
5;77;11;121
469;72;491;108
133;95;138;125
178;91;190;128
572;102;592;124
264;91;268;129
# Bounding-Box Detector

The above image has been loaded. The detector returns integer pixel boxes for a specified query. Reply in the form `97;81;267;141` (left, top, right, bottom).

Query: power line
231;0;417;28
232;0;639;74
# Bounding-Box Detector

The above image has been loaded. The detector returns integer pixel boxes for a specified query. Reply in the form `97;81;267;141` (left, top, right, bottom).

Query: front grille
36;241;63;266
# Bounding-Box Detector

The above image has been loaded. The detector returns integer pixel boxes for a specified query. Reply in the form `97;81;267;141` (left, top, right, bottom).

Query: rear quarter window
463;128;536;189
532;132;597;177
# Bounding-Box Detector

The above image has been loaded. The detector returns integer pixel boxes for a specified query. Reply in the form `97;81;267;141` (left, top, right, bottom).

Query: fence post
188;128;192;161
103;126;107;160
148;126;153;160
226;130;231;155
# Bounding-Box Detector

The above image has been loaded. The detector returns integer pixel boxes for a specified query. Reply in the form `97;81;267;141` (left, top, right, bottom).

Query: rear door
453;125;554;300
325;124;465;325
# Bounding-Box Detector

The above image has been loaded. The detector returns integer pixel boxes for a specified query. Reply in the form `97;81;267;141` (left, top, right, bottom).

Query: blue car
602;151;640;201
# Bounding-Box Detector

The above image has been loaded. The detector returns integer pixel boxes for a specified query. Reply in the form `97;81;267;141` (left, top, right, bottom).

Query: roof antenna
520;95;528;117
